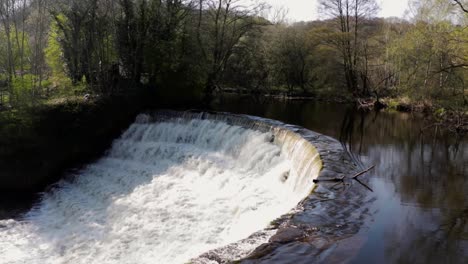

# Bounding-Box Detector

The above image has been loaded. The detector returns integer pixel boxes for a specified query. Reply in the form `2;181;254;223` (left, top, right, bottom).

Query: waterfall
0;112;322;264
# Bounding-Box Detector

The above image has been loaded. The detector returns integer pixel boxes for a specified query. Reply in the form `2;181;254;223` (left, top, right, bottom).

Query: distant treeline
0;0;467;108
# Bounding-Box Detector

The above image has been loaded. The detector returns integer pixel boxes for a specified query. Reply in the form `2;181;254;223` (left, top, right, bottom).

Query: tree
269;25;315;94
45;15;71;93
0;0;16;102
116;0;148;84
197;0;268;103
143;0;194;84
318;0;379;97
50;0;118;93
29;0;50;96
384;0;468;105
222;24;273;97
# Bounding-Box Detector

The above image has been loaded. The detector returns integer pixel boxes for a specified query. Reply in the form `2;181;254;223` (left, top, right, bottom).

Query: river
212;95;468;264
0;95;466;263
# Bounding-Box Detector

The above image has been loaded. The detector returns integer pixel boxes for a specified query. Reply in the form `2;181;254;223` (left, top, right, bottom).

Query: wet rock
269;134;275;143
269;228;305;243
318;169;335;178
281;171;289;182
246;242;280;259
305;235;331;249
194;253;223;264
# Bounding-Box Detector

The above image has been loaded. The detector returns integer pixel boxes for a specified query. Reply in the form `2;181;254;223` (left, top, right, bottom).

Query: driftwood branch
352;165;375;179
313;165;375;183
313;175;345;183
354;178;374;192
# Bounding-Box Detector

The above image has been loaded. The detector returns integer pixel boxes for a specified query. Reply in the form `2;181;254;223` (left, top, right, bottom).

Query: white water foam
0;116;318;264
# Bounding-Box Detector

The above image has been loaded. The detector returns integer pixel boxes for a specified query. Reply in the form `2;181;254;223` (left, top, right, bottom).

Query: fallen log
313;176;345;183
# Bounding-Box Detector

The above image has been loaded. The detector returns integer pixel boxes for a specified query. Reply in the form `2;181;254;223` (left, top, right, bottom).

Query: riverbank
358;97;468;135
0;91;151;195
220;91;468;135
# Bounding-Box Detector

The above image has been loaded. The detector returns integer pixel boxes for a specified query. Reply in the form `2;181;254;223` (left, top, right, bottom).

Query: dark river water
212;95;468;264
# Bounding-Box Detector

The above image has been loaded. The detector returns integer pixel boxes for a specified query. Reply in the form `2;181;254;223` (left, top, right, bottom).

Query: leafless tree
319;0;379;96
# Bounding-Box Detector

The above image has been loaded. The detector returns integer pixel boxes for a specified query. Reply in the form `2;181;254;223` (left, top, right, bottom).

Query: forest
1;1;468;263
0;0;466;110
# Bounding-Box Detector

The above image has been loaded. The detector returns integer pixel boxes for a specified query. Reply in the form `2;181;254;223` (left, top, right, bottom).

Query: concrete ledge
147;110;370;264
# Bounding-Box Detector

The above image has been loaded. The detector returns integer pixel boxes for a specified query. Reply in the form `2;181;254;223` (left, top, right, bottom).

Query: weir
0;110;330;264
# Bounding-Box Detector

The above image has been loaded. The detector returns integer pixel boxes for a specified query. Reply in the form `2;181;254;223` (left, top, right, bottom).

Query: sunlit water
0;116;317;264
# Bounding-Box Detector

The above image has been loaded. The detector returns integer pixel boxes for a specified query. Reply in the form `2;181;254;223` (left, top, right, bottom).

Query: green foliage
386;99;400;110
45;16;72;90
0;0;466;111
386;20;467;106
435;107;446;117
0;26;33;72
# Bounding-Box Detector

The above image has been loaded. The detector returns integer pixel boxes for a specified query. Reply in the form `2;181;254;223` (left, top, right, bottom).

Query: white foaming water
0;115;319;264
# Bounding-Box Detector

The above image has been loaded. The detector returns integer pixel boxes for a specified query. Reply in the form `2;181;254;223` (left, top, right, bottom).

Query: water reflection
213;95;468;264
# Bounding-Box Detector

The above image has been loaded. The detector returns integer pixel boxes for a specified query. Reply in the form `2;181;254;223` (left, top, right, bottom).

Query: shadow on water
213;94;468;264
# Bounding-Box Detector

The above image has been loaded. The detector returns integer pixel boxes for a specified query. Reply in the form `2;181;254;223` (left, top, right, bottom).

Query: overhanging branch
454;0;468;13
433;63;468;74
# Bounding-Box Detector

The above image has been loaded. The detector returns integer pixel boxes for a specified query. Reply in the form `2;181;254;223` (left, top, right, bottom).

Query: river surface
212;95;468;264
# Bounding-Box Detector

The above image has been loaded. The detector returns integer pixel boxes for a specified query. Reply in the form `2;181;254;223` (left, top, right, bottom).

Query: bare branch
453;0;468;13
